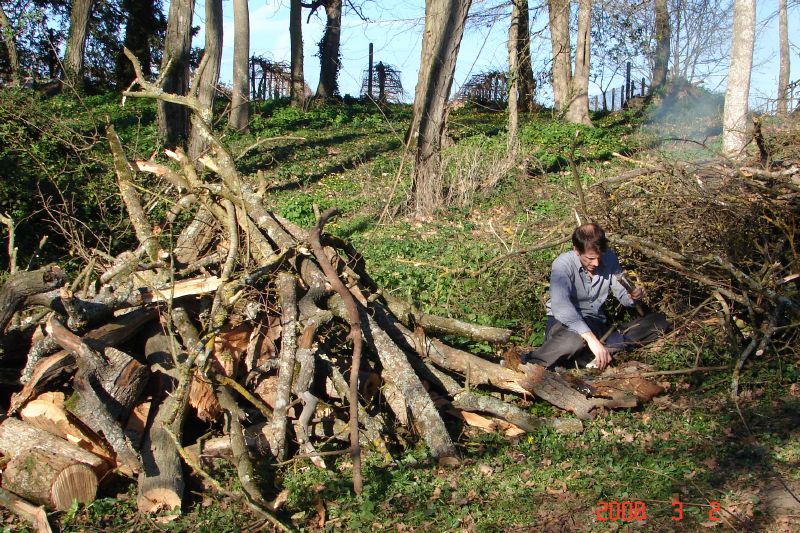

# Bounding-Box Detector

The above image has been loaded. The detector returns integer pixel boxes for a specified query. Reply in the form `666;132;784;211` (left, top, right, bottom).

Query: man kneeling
522;223;670;370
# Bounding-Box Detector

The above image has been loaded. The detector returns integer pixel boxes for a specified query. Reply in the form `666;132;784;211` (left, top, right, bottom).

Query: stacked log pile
0;52;664;531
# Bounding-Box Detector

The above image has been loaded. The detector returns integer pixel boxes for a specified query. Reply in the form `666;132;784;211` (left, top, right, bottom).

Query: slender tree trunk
289;0;305;108
516;0;535;113
188;0;223;160
315;0;342;99
778;0;789;115
651;0;670;93
63;0;94;89
548;0;571;112
565;0;591;125
671;0;681;78
229;0;250;131
507;0;521;154
157;0;195;146
117;0;158;86
722;0;755;156
411;0;473;217
0;5;20;84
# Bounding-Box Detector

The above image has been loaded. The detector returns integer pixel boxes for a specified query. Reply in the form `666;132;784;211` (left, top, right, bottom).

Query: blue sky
196;0;798;106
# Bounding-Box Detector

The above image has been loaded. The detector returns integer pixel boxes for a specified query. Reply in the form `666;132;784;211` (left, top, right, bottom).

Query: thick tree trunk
289;0;305;108
157;0;195;146
722;0;755;156
651;0;670;93
63;0;94;88
117;0;159;86
315;0;342;99
229;0;250;132
565;0;591;125
516;0;535;113
2;448;98;511
188;0;223;160
0;5;20;85
778;0;789;115
0;418;109;475
548;0;571;112
411;0;472;217
507;0;521;154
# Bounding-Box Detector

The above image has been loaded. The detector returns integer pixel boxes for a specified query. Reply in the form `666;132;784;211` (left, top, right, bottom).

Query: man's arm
549;256;590;335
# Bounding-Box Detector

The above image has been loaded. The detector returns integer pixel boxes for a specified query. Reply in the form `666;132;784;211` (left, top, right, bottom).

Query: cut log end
137;489;182;514
51;463;98;511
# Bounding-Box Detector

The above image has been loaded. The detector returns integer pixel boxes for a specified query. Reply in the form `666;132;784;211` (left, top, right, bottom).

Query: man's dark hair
572;223;608;254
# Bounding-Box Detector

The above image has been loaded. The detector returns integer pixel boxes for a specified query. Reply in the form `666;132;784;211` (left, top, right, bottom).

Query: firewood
268;272;298;461
20;392;115;463
0;418;108;475
2;447;98;511
0;265;67;332
0;486;53;533
138;327;185;514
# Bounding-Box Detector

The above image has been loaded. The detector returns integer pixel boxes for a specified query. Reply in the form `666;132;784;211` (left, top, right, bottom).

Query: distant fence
590;62;649;112
753;80;800;115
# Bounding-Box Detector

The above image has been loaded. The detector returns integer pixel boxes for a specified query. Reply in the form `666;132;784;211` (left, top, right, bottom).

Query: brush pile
0;59;665;531
590;119;800;396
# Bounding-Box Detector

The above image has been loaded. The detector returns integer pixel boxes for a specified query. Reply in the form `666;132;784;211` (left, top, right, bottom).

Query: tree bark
2;448;98;511
411;0;473;217
188;0;223;160
229;0;250;132
289;0;305;108
722;0;755;156
777;0;789;115
117;0;160;86
507;0;521;154
158;0;195;146
0;5;20;85
516;0;535;112
63;0;94;89
565;0;591;125
315;0;342;99
548;0;571;112
651;0;670;93
268;272;298;461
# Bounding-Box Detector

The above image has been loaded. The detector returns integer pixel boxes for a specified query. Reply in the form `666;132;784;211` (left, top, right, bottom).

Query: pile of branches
589;135;800;396
0;53;666;531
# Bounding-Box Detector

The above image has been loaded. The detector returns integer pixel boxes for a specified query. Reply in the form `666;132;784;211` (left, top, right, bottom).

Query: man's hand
581;331;611;370
629;285;645;301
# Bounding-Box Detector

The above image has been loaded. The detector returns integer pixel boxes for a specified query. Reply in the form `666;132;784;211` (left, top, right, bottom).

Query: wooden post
611;87;616;111
368;43;374;99
641;78;646;96
625;62;632;102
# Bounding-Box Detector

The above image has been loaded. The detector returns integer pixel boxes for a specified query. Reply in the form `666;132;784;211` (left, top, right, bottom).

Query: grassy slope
1;93;798;532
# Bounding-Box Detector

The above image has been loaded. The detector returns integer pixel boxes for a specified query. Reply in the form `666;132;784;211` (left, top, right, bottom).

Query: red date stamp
596;499;722;522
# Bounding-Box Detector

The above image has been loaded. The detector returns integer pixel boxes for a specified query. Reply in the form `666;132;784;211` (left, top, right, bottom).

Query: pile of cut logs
0;53;664;531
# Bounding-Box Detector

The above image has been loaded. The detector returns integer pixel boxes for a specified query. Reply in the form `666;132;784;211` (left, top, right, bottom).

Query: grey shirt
545;249;635;335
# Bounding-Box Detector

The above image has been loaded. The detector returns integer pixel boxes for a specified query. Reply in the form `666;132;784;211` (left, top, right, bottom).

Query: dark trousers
523;313;671;369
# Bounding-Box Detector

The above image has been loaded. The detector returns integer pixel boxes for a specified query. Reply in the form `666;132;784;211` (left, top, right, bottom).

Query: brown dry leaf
432;486;441;500
478;464;494;476
315;497;326;528
546;480;567;495
271;489;289;510
702;458;718;469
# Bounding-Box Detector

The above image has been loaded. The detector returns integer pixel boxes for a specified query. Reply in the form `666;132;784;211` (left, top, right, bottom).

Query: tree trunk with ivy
315;0;342;99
